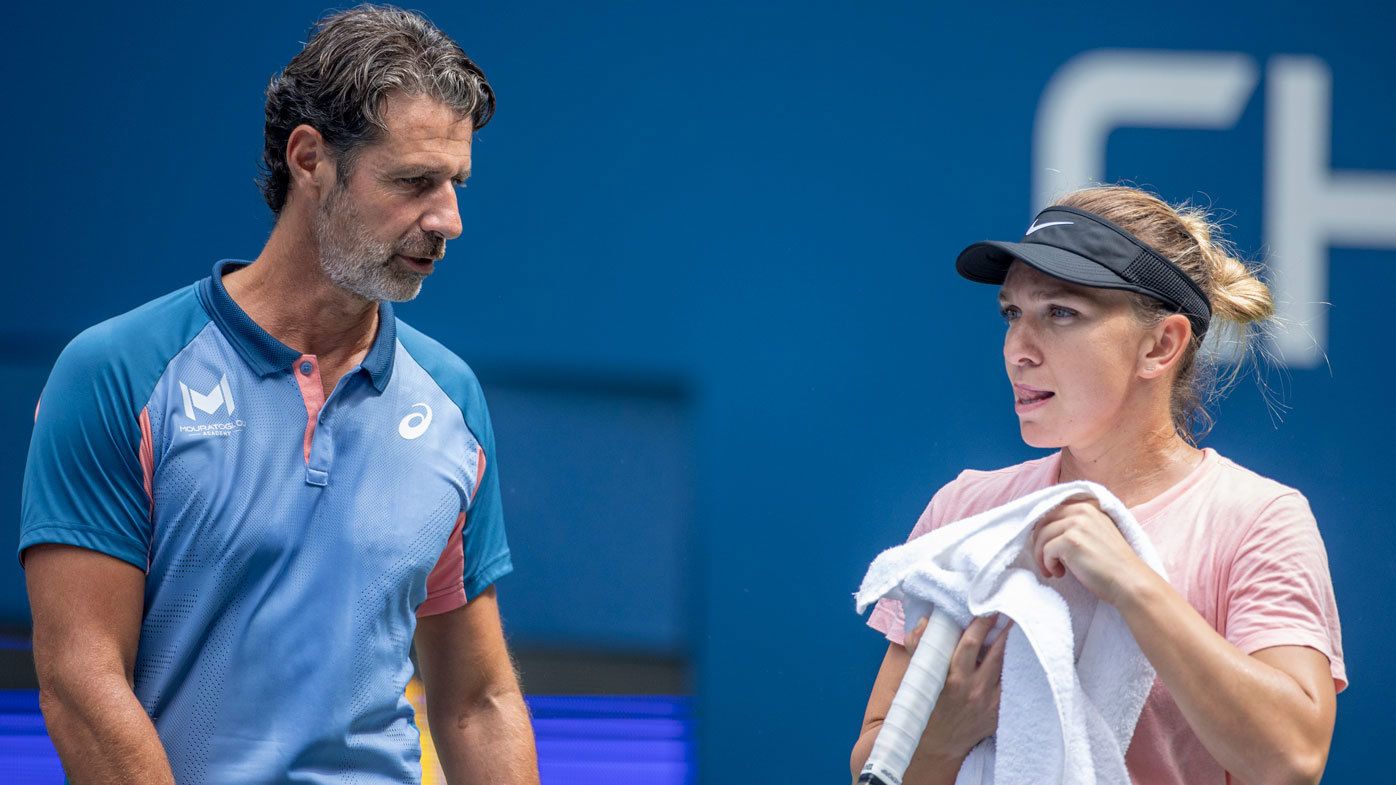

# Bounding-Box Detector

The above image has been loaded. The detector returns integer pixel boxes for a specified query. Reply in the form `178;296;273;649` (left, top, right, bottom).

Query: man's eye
401;176;429;188
1000;306;1019;322
1049;306;1077;319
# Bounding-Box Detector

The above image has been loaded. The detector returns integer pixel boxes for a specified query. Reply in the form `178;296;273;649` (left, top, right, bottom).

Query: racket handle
858;609;962;785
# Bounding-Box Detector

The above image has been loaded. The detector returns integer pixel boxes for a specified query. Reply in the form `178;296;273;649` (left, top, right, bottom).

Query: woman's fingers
905;616;929;653
1042;536;1070;578
1031;517;1054;576
951;614;997;674
978;619;1012;678
911;613;1012;680
1033;518;1072;578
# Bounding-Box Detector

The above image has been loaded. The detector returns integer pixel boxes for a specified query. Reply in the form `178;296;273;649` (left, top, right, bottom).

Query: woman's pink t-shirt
867;448;1346;785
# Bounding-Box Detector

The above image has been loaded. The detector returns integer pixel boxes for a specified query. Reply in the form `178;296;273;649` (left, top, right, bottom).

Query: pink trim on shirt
472;445;486;504
292;355;326;464
417;511;467;617
137;407;155;516
138;407;157;573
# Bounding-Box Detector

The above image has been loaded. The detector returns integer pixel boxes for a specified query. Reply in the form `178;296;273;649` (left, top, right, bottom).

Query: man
19;6;539;783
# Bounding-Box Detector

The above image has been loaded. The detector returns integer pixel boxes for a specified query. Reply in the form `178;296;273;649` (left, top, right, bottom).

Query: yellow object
405;677;447;785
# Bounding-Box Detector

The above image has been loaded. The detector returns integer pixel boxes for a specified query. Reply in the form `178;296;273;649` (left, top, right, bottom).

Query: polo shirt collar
198;259;397;392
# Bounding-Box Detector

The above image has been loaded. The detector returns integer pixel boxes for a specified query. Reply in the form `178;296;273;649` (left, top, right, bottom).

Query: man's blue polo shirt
19;260;512;783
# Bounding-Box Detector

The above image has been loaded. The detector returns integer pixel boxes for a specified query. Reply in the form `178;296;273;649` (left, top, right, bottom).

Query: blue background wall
2;1;1391;782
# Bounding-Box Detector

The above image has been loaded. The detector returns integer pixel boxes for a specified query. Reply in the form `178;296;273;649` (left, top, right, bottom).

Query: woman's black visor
955;205;1212;337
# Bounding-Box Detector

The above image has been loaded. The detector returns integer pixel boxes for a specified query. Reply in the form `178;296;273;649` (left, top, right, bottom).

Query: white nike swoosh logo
1025;220;1074;235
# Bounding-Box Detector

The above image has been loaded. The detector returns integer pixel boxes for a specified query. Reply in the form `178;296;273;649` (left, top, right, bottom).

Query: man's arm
26;544;175;784
414;586;539;785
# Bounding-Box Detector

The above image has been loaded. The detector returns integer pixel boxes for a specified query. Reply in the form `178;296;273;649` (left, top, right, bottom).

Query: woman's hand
1030;496;1151;607
904;613;1010;761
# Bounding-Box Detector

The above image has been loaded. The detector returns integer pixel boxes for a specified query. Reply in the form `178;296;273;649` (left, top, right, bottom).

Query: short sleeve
415;375;512;618
867;487;949;645
19;327;154;571
1224;492;1346;691
460;404;512;600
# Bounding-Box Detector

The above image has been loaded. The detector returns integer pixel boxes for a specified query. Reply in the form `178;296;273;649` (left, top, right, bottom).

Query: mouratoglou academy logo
178;375;245;436
180;375;235;420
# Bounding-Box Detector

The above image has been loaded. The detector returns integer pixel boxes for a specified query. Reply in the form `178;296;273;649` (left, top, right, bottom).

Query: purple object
0;691;694;784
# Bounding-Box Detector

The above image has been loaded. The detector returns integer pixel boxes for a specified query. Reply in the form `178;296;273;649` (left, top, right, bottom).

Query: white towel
855;481;1167;785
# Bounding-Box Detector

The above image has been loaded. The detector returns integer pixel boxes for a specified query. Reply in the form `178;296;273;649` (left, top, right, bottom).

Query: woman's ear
1139;314;1193;380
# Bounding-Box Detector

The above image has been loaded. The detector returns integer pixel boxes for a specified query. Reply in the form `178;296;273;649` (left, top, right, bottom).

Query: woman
850;186;1344;785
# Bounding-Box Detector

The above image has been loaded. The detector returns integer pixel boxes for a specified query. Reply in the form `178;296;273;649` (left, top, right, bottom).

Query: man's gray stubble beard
314;185;427;303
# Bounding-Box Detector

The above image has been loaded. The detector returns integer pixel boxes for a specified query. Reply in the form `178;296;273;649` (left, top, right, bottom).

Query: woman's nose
1004;323;1041;367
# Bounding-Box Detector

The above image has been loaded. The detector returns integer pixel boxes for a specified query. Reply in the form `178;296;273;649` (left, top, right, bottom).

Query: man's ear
284;124;335;206
1139;313;1193;380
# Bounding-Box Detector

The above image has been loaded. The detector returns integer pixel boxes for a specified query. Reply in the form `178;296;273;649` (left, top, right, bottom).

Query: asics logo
179;375;235;420
399;403;433;440
1025;220;1074;235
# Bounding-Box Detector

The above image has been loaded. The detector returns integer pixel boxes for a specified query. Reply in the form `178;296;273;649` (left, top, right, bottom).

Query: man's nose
420;183;462;241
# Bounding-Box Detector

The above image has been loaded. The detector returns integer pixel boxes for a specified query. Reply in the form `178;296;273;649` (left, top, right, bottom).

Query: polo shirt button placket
293;355;331;487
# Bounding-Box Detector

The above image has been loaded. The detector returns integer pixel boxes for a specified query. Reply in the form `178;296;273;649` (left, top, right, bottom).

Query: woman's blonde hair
1053;186;1275;442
